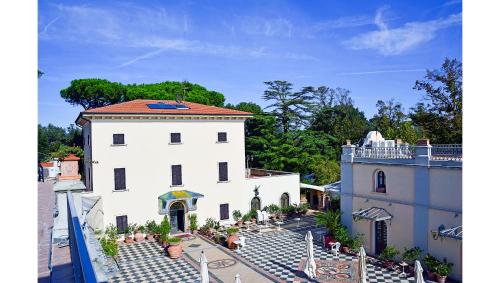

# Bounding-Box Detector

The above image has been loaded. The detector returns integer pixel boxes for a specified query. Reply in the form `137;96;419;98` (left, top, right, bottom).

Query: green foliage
310;159;340;185
241;213;251;222
50;144;84;160
347;234;363;252
167;236;182;245
38;124;83;162
145;220;159;235
105;224;118;240
205;218;217;229
188;214;198;231
248;209;258;219
411;58;462;144
333;225;350;245
226;226;239;235
315;210;341;236
232;210;242;221
266;204;280;214
137;225;145;233
379;246;400;261
159;216;171;240
100;237;119;258
330;196;340;212
435;260;453;276
60;79;225;110
226;102;263;114
281;205;295;215
402;247;423;262
423;254;439;271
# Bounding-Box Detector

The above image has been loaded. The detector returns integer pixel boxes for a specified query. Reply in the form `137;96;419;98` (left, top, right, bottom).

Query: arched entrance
251;197;261;211
280;193;290;208
375;220;388;254
169;202;185;233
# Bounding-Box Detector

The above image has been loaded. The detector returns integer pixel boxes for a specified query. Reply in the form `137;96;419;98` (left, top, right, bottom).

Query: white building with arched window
341;134;462;280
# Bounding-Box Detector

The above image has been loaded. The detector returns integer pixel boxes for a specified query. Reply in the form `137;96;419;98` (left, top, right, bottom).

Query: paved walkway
37;180;74;283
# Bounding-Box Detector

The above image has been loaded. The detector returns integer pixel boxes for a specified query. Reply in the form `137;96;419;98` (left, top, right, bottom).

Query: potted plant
249;209;258;224
124;224;135;244
435;261;453;283
242;213;251;223
206;218;217;234
423;254;439;280
226;226;240;250
379;246;399;269
188;213;199;234
267;204;280;220
402;247;423;273
298;203;310;215
232;210;243;226
159;216;171;247
134;225;145;242
333;225;350;253
145;220;158;241
348;234;363;254
315;210;341;248
166;236;183;259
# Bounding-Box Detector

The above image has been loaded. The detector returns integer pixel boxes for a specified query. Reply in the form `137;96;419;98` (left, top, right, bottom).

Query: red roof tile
82;100;253;116
40;162;53;168
62;154;80;161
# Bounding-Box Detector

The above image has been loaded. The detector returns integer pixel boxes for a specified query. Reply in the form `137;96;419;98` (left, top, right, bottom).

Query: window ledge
110;144;127;147
217;180;230;183
216;141;229;144
170;184;185;188
113;189;129;192
169;142;183;145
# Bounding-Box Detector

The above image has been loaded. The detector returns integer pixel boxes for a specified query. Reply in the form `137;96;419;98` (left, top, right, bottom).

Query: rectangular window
170;133;181;144
113;134;125;145
114;168;126;190
217;132;227;142
171;165;183;186
220;204;229;220
87;135;90;145
116;215;128;234
218;162;228;182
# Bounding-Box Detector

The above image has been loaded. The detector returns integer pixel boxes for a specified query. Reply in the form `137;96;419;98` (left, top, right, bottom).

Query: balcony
352;144;462;162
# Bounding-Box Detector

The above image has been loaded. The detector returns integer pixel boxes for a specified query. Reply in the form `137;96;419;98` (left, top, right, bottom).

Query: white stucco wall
84;118;300;230
429;168;462;210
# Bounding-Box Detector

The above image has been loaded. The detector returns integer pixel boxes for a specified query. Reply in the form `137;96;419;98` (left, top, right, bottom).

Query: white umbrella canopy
414;260;425;283
359;246;367;283
303;231;317;279
234;273;242;283
199;251;209;283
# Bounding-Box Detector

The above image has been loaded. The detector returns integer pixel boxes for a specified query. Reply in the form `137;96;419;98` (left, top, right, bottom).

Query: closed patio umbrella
303;231;317;279
199;251;209;283
414;260;424;283
359;246;367;283
234;273;242;283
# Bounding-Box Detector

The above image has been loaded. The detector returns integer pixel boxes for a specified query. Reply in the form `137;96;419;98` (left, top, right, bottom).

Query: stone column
413;139;432;254
341;143;355;233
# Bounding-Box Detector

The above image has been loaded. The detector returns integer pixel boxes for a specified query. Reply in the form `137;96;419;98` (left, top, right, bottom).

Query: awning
439;225;462;240
158;190;204;214
352;207;392;221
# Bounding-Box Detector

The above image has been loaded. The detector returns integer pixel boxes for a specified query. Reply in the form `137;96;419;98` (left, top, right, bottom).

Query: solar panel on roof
146;103;189;109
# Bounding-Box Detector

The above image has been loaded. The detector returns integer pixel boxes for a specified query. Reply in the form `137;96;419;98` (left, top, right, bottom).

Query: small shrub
232;210;242;221
188;214;198;231
242;213;251;222
423;254;439;271
145;220;159;235
167;236;182;245
402;247;423;262
105;224;118;240
137;225;145;233
379;246;399;261
226;227;239;235
267;204;280;214
100;237;118;259
159;216;171;241
297;203;310;214
206;218;217;229
435;260;453;276
348;234;364;252
334;225;350;245
248;209;258;219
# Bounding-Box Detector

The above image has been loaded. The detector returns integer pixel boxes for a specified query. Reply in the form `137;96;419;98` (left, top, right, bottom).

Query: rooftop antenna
176;80;190;103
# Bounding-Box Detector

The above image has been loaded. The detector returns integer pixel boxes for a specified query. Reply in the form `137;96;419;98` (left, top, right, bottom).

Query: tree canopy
60;79;225;110
38;124;83;162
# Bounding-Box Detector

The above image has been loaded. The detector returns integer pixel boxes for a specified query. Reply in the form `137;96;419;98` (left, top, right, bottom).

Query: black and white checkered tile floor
109;241;199;283
237;216;416;283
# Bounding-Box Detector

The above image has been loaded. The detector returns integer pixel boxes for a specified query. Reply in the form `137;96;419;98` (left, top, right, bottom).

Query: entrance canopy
352;207;392;222
158;190;204;215
439;225;462;240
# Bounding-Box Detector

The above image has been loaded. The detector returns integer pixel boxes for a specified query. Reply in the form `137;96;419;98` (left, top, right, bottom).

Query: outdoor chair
256;210;264;224
331;242;341;256
239;236;246;248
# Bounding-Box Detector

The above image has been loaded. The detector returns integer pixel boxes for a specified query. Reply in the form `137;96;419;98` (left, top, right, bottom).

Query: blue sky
38;0;462;127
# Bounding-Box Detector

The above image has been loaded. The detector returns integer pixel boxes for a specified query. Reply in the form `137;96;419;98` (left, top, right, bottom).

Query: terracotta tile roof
82;100;253;116
62;154;80;161
40;162;53;168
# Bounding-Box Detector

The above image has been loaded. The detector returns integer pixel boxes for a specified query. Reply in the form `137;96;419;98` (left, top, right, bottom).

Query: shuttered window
116;215;128;234
170;133;181;144
113;134;125;145
217;132;227;142
218;162;228;182
220;204;229;220
114;168;126;190
171;165;183;186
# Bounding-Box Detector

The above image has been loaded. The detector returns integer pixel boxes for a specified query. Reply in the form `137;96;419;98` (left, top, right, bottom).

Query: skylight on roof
147;103;189;110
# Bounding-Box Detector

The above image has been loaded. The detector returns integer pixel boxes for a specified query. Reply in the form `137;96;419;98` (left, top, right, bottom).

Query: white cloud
314;15;373;31
343;8;462;55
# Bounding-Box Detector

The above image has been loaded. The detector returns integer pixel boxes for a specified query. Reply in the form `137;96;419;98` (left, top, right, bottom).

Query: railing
67;191;98;283
354;146;415;159
430;144;462;161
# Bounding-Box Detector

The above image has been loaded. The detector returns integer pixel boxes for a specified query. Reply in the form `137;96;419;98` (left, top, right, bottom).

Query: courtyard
110;215;416;283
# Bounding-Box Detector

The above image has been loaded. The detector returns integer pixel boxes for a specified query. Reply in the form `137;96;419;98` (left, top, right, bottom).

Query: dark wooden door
375;221;387;254
176;210;185;232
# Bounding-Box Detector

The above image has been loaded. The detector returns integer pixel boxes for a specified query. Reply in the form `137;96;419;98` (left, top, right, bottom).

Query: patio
108;215;418;283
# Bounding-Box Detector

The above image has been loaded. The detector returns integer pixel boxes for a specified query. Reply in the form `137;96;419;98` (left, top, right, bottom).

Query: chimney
416;139;430;146
346;139;351;145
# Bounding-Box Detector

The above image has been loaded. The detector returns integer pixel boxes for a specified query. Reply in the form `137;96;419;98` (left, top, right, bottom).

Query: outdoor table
244;221;252;231
399;261;408;278
275;221;284;230
293;217;301;228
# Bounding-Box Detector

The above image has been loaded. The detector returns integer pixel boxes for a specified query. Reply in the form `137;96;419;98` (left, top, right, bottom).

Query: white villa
76;99;300;234
340;132;462;280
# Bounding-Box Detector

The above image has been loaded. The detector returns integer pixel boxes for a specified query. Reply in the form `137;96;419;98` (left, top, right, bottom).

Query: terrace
246;168;297;178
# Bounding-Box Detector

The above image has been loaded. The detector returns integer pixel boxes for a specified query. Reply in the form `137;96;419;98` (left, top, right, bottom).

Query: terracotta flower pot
124;236;134;244
426;270;436;280
134;232;144;242
437;275;447;283
383;260;395;269
227;234;240;250
237;220;243;226
146;234;155;241
167;244;183;259
251;218;256;224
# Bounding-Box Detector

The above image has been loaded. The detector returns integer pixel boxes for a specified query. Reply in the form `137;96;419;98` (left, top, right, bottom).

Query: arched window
251;197;261;211
280;193;290;208
375;171;386;193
